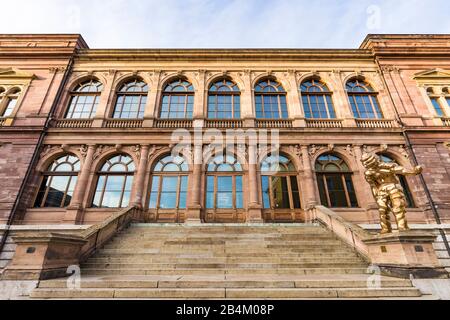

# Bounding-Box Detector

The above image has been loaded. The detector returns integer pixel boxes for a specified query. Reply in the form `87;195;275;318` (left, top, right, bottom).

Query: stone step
81;267;371;276
87;257;364;264
81;261;367;270
39;277;413;289
114;234;335;240
97;248;357;255
92;252;360;259
31;287;422;299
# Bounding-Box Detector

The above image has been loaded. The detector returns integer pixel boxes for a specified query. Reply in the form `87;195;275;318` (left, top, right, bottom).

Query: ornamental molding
0;67;36;80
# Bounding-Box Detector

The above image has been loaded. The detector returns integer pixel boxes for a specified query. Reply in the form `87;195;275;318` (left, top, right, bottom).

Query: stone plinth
363;231;449;279
2;233;87;281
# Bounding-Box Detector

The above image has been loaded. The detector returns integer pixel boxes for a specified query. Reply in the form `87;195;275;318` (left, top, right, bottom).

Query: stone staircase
31;224;423;299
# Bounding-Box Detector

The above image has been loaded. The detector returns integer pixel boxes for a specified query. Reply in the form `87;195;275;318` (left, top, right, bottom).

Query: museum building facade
0;34;450;277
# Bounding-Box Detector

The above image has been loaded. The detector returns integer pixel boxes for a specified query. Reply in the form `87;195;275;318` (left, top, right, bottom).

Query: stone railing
306;119;344;129
54;118;93;129
3;206;139;280
205;119;243;129
103;118;144;129
307;206;446;278
355;119;397;129
442;117;450;127
256;119;293;129
154;119;193;129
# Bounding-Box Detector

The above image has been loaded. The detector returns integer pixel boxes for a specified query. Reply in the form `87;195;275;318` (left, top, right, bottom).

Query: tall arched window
160;79;194;119
113;79;148;119
92;155;135;208
261;154;301;210
0;87;21;117
316;154;358;208
208;79;240;119
34;155;80;208
300;79;336;119
444;88;450;112
346;79;383;119
148;155;189;209
427;87;446;117
65;79;103;119
254;78;288;119
379;154;415;208
206;154;243;209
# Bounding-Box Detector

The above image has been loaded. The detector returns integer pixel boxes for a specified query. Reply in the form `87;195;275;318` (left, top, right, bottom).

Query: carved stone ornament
40;145;62;159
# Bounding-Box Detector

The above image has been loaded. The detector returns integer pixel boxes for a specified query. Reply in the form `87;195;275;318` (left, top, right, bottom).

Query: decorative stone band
1;206;139;281
308;206;449;279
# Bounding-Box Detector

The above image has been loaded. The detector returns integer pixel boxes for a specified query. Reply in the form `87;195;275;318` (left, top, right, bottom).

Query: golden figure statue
361;153;423;234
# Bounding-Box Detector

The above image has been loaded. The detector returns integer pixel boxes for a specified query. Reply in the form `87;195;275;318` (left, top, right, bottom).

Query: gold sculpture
361;153;423;234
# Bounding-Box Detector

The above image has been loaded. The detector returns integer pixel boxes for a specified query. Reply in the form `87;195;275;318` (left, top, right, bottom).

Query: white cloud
0;0;448;48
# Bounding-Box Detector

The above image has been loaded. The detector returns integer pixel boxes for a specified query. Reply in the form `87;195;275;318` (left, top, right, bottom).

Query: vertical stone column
93;71;116;128
143;71;161;127
132;145;150;208
186;143;203;223
301;145;317;209
193;70;206;128
287;71;305;127
247;143;262;222
330;71;357;127
241;70;255;128
64;144;96;224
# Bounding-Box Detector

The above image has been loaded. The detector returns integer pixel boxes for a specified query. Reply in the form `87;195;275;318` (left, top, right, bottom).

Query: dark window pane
290;176;301;209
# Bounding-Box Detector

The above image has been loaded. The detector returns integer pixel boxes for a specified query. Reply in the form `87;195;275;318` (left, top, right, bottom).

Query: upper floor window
0;87;21;118
34;155;80;208
444;88;450;110
113;79;148;119
160;79;194;119
255;78;288;119
92;155;135;208
315;154;358;208
65;79;103;119
427;87;446;117
346;79;383;119
206;154;243;209
300;79;336;119
261;154;301;210
148;155;189;210
208;79;241;119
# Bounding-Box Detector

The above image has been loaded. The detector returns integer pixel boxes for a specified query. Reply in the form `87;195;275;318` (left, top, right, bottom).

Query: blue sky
1;0;449;48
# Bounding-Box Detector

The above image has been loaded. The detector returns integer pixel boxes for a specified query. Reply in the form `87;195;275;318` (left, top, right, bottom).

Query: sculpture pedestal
185;205;202;224
363;230;449;279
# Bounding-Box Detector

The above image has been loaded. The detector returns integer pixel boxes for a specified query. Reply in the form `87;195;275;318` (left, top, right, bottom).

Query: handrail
308;206;372;261
78;206;138;261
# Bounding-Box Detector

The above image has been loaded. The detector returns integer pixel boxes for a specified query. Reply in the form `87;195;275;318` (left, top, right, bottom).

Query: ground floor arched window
316;154;358;208
148;155;189;209
34;155;80;208
261;154;301;209
206;154;243;209
92;155;135;208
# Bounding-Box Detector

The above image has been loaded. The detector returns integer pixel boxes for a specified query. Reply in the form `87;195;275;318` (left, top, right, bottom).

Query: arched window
427;87;446;117
160;79;194;119
254;78;288;119
443;88;450;110
65;79;103;119
208;79;240;119
148;155;189;209
0;87;21;117
113;79;148;119
315;154;358;208
206;154;243;209
92;155;135;208
300;79;336;119
346;79;383;119
261;154;301;210
379;154;415;208
34;155;80;208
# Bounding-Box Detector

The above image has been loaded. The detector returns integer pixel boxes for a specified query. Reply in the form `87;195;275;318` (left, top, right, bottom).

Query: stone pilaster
247;143;262;222
132;145;150;209
186;144;203;223
93;71;116;127
301;145;317;209
65;144;96;224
